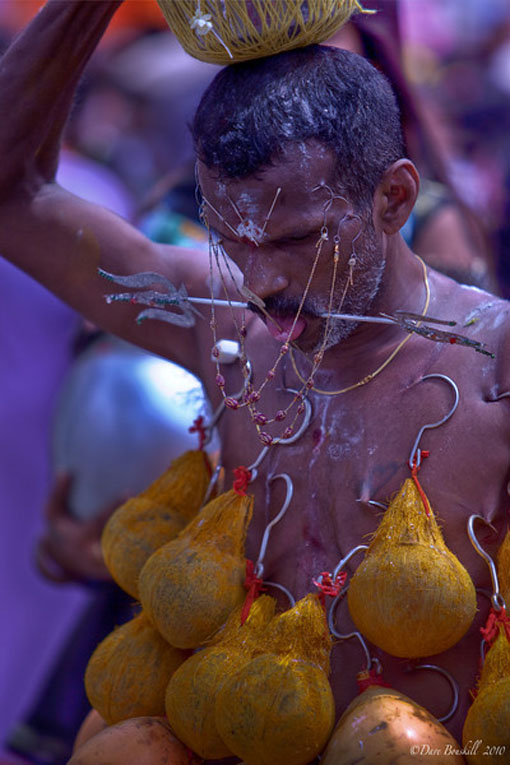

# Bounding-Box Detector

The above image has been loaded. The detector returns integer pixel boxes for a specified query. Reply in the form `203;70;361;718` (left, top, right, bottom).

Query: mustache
247;294;320;321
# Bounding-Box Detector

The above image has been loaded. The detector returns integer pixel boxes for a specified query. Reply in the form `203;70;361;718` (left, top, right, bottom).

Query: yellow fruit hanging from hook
101;450;211;598
348;478;476;658
215;593;335;765
84;610;189;725
138;488;252;649
497;528;510;607
462;621;510;763
165;595;276;760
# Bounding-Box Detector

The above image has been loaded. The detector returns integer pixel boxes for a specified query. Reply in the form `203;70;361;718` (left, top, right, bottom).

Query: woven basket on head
155;0;375;65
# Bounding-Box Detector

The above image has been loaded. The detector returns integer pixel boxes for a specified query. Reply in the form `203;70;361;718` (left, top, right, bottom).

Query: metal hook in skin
273;389;313;446
331;544;369;582
205;389;312;502
328;585;381;675
468;514;506;611
311;184;349;219
316;543;368;608
347;214;363;253
404;664;459;723
326;546;378;673
201;463;222;508
408;374;460;469
253;473;296;608
254;474;293;580
475;587;505;664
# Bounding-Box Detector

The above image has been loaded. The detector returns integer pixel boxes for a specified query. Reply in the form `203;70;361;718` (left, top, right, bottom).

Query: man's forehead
197;141;338;205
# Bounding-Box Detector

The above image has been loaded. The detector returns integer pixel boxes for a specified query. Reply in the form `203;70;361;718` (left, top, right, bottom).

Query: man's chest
212;363;509;599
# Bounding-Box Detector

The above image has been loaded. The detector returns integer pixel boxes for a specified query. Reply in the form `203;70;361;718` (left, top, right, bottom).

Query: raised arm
0;0;208;377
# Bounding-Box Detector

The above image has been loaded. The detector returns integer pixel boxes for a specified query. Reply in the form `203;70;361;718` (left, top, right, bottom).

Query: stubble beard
303;219;385;355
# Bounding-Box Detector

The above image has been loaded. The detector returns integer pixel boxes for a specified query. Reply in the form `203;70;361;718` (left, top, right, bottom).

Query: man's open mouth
265;314;307;342
247;300;312;343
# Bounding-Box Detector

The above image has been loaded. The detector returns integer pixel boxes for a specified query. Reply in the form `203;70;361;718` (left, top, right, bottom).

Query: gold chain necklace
289;255;430;396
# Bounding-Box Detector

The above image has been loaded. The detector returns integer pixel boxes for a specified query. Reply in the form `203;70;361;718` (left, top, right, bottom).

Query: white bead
211;339;241;364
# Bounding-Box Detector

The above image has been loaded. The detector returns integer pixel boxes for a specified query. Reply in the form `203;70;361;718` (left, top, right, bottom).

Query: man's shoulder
432;271;510;394
456;284;509;331
432;269;509;331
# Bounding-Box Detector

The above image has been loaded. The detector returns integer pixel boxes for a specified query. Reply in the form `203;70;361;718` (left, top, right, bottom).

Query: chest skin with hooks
98;179;510;744
200;275;510;745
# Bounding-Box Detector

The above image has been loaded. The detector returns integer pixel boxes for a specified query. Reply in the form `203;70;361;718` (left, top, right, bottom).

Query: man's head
193;45;416;354
192;44;405;211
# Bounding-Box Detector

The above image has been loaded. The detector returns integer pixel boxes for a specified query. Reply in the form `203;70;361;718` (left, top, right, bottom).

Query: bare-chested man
0;0;509;751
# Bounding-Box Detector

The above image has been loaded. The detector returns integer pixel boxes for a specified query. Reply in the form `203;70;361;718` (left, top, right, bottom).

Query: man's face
198;140;385;354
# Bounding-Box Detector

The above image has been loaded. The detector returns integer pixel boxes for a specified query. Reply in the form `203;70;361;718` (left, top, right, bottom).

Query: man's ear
374;159;420;235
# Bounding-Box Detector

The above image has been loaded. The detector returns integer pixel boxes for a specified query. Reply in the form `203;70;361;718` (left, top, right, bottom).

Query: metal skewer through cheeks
98;269;494;357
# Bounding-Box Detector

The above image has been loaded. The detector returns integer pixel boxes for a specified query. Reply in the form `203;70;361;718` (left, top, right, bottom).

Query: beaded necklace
206;219;350;445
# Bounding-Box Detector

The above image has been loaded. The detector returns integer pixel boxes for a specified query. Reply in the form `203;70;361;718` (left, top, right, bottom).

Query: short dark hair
192;44;405;208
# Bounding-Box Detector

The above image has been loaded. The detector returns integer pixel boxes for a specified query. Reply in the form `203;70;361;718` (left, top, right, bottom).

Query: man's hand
35;473;119;584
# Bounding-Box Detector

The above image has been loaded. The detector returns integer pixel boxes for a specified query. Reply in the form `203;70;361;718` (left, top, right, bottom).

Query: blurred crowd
0;1;508;763
400;0;510;295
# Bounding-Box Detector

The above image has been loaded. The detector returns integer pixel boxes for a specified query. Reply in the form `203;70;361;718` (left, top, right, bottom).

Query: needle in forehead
261;187;282;236
201;191;239;238
225;192;245;223
226;186;282;239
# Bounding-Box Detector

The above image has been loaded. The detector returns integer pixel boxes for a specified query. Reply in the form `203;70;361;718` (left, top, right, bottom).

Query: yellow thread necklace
289;254;430;396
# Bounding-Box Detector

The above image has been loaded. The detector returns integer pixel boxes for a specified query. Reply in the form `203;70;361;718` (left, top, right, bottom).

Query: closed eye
279;231;317;245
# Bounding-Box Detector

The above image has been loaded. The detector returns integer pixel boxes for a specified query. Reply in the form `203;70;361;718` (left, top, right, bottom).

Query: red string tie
410;450;431;517
241;559;265;625
188;415;207;451
233;466;252;496
313;570;347;609
356;667;390;693
480;606;510;646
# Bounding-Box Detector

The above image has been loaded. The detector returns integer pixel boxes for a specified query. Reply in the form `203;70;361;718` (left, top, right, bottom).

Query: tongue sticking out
266;315;307;342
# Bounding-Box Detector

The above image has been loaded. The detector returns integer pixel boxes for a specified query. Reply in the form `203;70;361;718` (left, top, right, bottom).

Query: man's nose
242;249;290;302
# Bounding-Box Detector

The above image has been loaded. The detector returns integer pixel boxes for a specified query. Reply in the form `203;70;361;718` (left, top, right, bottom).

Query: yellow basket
156;0;375;65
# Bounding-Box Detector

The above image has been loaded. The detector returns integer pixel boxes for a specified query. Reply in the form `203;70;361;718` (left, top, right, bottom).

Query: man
0;0;509;749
